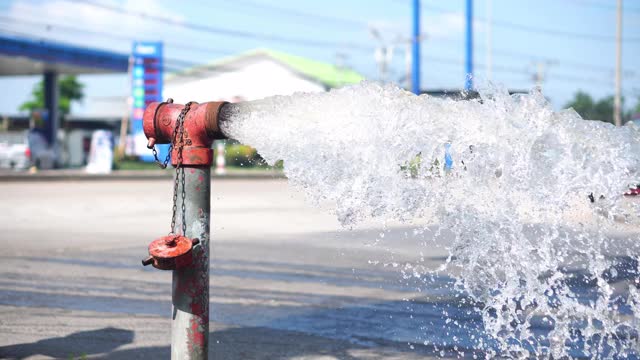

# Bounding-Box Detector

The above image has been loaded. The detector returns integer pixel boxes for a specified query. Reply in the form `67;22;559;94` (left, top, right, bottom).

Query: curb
0;170;287;182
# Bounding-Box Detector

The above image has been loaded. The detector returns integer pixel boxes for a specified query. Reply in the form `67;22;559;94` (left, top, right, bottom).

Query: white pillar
215;141;226;175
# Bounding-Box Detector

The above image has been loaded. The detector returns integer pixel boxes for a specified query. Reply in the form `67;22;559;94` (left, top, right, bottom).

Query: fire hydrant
142;99;228;359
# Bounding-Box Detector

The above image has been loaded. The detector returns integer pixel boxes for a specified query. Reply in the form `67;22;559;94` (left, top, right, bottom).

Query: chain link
149;99;194;236
150;99;176;169
171;101;194;236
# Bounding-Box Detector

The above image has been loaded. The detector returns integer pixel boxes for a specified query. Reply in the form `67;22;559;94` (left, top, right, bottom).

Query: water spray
138;83;640;359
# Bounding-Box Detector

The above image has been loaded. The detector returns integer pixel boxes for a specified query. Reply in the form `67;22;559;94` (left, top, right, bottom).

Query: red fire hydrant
142;99;228;359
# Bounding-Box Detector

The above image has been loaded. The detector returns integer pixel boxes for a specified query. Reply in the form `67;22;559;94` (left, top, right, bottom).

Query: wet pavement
0;179;637;359
0;179;456;359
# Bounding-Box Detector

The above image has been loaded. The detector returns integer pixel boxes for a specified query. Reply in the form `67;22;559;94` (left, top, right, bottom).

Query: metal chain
171;101;195;236
147;99;195;236
150;99;177;169
149;100;194;236
151;145;172;169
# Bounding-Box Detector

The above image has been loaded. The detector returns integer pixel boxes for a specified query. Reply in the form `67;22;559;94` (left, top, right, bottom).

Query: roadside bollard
141;99;228;359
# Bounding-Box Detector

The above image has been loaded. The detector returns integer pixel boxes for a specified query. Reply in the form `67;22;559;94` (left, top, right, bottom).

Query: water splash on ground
221;82;640;358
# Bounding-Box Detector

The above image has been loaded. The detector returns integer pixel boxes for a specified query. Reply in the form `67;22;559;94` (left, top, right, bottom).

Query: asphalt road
1;179;637;359
0;179;458;360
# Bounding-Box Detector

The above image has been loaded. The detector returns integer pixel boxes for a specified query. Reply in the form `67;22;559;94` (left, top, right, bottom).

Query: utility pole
534;62;545;89
531;60;556;90
374;46;394;82
485;0;492;81
412;0;421;94
614;0;622;126
370;27;394;83
465;0;473;90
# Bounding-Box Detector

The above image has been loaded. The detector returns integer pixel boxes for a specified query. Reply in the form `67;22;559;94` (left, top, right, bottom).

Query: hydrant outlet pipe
143;101;229;166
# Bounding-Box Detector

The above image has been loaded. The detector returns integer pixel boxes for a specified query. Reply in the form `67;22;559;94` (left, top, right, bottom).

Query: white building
51;49;364;166
164;49;365;103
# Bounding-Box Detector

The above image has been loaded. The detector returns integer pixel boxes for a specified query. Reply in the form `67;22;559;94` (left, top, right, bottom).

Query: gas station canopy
0;34;129;76
0;33;131;149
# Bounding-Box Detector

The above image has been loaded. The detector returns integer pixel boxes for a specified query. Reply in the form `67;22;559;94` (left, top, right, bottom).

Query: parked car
624;184;640;197
0;131;29;170
0;130;57;170
0;143;29;170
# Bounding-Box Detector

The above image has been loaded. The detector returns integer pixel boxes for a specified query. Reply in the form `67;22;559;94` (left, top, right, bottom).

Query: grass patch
115;160;166;171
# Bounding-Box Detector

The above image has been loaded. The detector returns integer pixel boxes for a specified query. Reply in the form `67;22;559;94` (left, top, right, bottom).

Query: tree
19;75;84;115
565;91;617;124
565;91;597;121
564;91;640;124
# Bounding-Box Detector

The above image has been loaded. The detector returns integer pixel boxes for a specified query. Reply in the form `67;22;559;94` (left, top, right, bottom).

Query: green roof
169;49;365;89
262;49;364;88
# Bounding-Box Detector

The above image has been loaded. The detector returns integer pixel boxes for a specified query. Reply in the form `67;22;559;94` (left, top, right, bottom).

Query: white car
0;132;29;170
0;130;57;170
0;143;30;170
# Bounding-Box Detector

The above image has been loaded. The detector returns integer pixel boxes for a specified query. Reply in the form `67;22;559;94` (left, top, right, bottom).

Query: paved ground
1;179;637;359
0;168;285;182
0;179;460;359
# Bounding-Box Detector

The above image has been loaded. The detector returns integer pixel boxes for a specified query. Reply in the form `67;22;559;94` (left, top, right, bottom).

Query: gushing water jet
143;82;640;359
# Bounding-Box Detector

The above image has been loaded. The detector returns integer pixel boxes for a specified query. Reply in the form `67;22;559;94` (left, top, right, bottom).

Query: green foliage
19;75;84;115
400;153;422;178
114;159;168;171
112;145;283;171
399;152;450;179
564;91;638;124
223;144;267;168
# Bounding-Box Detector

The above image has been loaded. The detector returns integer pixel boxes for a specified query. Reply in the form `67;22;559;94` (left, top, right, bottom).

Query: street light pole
485;0;492;81
412;0;421;94
370;27;394;83
465;0;473;90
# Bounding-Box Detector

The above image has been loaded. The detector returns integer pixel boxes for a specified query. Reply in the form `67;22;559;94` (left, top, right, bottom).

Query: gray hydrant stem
172;166;210;359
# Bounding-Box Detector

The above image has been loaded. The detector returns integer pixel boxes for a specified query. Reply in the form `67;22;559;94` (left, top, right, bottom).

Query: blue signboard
131;41;165;162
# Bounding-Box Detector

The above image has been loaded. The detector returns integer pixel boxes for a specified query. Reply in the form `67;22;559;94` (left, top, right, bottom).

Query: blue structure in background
465;0;474;90
412;0;421;94
131;42;165;162
0;34;128;72
0;34;128;151
444;143;453;171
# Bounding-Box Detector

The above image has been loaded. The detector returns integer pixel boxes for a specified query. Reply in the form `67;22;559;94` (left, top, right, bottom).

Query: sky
0;0;638;115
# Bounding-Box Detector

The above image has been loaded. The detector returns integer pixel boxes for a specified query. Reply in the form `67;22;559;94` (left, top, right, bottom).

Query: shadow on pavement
0;327;134;360
93;326;446;360
0;324;455;359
